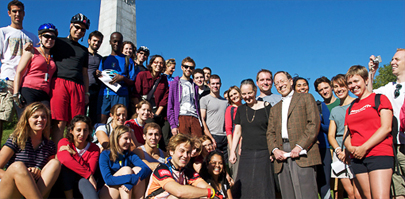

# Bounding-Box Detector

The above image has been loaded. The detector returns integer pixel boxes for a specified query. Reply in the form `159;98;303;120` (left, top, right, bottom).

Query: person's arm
320;103;330;132
353;108;393;159
57;139;92;179
295;94;321;151
82;66;89;105
225;107;234;149
328;120;340;151
0;145;15;179
155;77;169;113
229;124;241;164
200;108;216;148
167;80;178;134
266;107;286;161
401;100;405;133
129;152;152;181
367;55;378;92
163;180;213;198
13;48;34;94
96;130;110;150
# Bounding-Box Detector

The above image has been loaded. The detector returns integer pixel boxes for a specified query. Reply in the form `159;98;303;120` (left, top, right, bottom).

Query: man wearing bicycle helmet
0;0;39;140
49;13;91;145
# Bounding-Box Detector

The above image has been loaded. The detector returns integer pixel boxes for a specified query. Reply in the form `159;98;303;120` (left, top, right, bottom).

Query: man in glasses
369;49;405;198
0;0;39;141
167;57;203;137
256;69;282;106
135;46;150;72
49;13;91;145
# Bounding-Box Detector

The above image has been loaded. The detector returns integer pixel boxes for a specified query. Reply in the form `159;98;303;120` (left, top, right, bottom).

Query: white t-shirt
0;26;39;80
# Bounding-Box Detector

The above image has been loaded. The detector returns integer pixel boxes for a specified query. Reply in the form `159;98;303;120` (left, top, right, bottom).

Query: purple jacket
167;76;201;129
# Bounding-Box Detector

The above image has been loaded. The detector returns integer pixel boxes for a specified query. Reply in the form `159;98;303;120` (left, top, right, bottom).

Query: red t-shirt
345;93;393;157
125;119;145;145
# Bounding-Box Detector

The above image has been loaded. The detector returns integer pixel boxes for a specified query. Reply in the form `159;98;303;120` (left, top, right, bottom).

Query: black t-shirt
234;103;271;150
51;37;88;85
88;52;102;86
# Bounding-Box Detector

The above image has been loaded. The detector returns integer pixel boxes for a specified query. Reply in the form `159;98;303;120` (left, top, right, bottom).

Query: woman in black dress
229;79;275;198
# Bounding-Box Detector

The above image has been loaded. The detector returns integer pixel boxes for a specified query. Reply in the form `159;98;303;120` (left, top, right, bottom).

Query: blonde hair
397;48;405;52
167;134;194;153
131;100;151;119
109;125;131;162
345;65;368;81
11;102;51;150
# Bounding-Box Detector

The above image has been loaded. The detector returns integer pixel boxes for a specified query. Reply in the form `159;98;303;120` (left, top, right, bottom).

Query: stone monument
98;0;136;56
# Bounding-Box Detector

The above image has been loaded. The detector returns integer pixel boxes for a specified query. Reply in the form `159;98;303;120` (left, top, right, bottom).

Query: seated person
125;100;152;146
134;122;167;170
0;102;61;198
57;115;100;199
193;135;215;173
99;125;151;199
145;134;221;199
200;151;233;199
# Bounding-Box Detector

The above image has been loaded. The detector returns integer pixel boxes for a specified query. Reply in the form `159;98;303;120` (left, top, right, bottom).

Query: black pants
212;134;228;164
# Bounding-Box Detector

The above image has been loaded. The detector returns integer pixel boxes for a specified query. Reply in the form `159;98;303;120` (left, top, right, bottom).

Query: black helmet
71;13;90;29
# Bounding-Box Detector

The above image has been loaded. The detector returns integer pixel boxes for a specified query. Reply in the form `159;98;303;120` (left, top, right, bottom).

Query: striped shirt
5;137;56;169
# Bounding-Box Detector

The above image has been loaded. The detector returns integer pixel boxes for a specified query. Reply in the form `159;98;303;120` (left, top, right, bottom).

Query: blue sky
1;0;404;101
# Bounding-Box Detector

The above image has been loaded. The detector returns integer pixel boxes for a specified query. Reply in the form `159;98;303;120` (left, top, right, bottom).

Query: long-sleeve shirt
99;149;152;190
57;138;100;179
134;71;169;112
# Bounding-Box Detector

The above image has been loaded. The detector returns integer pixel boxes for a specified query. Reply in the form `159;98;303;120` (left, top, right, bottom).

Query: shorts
351;156;394;175
50;78;85;122
0;80;15;121
16;87;50;117
331;152;354;179
98;94;129;115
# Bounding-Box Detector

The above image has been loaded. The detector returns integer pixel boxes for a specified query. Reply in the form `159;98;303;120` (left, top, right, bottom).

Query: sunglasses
182;64;195;70
395;84;402;98
73;25;86;32
42;34;56;40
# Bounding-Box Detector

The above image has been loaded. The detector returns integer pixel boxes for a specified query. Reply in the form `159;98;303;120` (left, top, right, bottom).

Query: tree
373;64;396;89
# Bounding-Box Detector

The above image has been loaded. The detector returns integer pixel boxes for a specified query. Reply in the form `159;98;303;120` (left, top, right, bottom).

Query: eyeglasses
42;34;56;40
73;25;86;32
203;143;213;148
395;84;402;98
182;64;195;70
274;79;289;86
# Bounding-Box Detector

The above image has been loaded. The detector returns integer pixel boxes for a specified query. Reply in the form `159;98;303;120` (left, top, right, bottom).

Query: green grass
1;129;13;146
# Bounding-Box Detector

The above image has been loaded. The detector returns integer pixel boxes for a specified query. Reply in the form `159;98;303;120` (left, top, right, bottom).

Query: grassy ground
1;129;13;146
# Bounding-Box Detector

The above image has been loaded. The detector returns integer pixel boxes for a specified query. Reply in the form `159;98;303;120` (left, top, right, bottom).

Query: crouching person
145;134;221;199
0;102;61;199
99;125;151;199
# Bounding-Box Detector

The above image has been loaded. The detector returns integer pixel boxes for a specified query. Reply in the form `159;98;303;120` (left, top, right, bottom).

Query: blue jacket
99;150;151;190
318;102;330;148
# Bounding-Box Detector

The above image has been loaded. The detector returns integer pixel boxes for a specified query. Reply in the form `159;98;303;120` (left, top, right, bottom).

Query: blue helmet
38;23;58;36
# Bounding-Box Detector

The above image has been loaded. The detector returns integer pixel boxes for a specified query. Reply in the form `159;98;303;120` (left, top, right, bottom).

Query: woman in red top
124;100;152;146
13;23;58;118
224;86;242;178
344;65;393;199
57;115;100;199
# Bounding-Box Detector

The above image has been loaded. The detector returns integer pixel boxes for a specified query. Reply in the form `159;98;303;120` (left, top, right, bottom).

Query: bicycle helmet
71;13;90;29
38;23;58;36
137;46;150;56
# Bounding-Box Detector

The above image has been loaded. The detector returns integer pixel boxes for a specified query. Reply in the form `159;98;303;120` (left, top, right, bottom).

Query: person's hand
95;70;102;77
353;145;368;159
290;146;302;159
171;128;179;136
24;42;33;51
27;167;41;180
226;173;234;187
269;156;274;162
208;136;217;149
229;151;237;164
59;145;76;155
121;185;130;193
338;149;346;161
88;175;97;190
368;55;379;74
109;74;124;84
273;149;287;162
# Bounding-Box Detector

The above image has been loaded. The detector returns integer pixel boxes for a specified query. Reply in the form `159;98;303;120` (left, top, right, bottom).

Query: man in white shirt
0;0;38;139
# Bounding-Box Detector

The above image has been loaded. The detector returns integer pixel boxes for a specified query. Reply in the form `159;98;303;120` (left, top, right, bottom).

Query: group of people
1;0;405;199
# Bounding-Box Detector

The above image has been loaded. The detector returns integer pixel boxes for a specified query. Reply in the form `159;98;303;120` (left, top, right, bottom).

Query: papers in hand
331;159;347;174
283;150;307;158
98;69;121;92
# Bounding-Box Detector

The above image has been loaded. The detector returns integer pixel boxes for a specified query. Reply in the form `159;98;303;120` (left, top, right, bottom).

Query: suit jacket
266;91;321;174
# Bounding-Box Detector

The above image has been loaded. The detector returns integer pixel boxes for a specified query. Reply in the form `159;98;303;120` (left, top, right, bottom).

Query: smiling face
122;43;133;57
316;82;333;100
193;72;205;87
332;81;349;100
182;62;195;78
207;154;224;177
170;142;192;169
143;127;161;148
209;78;221;94
152;57;164;74
70;121;89;148
136;104;151;122
88;36;102;52
136;51;148;63
203;69;211;83
202;139;214;157
295;79;309;93
274;73;293;97
70;22;86;42
256;72;273;93
110;33;123;54
165;63;176;76
40;32;56;49
118;132;132;151
228;88;241;105
112;107;127;126
391;50;405;77
28;109;47;133
8;5;24;28
240;84;257;105
347;74;367;98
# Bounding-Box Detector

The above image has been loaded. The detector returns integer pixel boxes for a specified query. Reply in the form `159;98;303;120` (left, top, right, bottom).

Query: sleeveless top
140;145;165;163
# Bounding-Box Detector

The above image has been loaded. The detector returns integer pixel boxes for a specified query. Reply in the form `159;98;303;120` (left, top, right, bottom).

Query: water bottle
0;77;9;92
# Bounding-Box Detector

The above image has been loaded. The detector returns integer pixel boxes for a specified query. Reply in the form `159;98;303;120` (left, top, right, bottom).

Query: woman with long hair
121;41;136;60
99;125;151;199
0;102;61;198
133;55;170;149
229;79;275;198
292;76;309;94
225;86;242;178
57;115;100;199
328;74;361;199
344;65;393;199
13;23;58;118
124;100;152;146
200;151;233;199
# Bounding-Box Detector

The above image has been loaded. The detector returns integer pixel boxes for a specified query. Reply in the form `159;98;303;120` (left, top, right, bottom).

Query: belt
282;138;289;143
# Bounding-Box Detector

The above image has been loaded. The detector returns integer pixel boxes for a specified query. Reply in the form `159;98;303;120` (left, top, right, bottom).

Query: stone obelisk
98;0;136;56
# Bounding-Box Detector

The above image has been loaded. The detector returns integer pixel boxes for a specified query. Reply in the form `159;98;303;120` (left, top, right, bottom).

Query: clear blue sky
1;0;404;101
